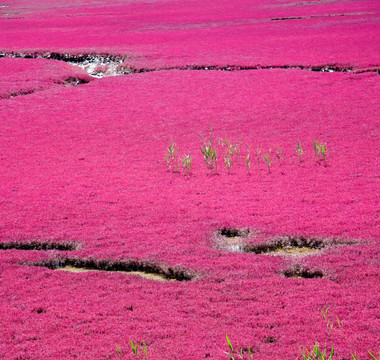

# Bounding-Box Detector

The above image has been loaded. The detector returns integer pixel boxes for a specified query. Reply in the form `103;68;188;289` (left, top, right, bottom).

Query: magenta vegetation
0;0;379;359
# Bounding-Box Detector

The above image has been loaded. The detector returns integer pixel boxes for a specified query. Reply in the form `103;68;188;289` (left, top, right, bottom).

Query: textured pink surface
0;58;92;99
1;0;379;69
0;0;379;359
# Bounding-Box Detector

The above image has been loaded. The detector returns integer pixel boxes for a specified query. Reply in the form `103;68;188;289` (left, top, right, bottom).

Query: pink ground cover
0;58;92;99
1;0;379;69
0;0;379;359
0;69;379;359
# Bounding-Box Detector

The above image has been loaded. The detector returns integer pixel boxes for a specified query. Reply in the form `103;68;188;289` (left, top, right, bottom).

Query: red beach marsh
0;0;379;359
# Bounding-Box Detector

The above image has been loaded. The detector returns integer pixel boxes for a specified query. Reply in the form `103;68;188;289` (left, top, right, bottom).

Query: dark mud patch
0;240;79;251
283;264;324;278
28;257;196;282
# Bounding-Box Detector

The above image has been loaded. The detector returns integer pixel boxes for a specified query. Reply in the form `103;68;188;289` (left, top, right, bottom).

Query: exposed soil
243;235;356;256
28;257;196;282
270;246;319;255
55;265;175;281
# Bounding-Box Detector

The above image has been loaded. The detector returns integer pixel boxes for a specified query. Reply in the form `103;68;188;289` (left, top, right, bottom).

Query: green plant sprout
180;154;192;176
351;352;379;360
320;144;327;163
321;308;343;337
295;141;304;163
219;136;241;170
255;146;262;165
219;137;234;174
300;310;378;360
275;147;284;167
368;350;380;360
224;334;235;359
313;141;327;165
224;154;232;174
201;129;218;173
223;335;254;360
165;142;179;172
130;340;138;356
264;150;272;173
313;141;319;160
116;341;148;360
300;343;334;360
129;340;148;359
116;344;122;359
244;145;251;174
232;135;242;164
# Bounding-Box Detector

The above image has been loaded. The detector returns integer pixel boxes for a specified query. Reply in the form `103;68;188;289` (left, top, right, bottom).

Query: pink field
0;1;379;359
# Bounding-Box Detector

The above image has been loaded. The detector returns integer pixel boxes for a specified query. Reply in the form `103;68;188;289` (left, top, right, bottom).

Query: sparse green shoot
313;140;319;160
255;146;262;165
219;136;241;172
126;340;148;359
116;344;122;359
368;350;380;360
224;334;235;360
300;343;334;360
224;334;254;360
201;131;218;173
313;141;327;165
295;141;304;163
130;339;138;356
224;154;232;174
320;143;327;164
165;142;179;172
244;145;251;174
275;146;284;167
264;150;272;173
180;154;192;176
